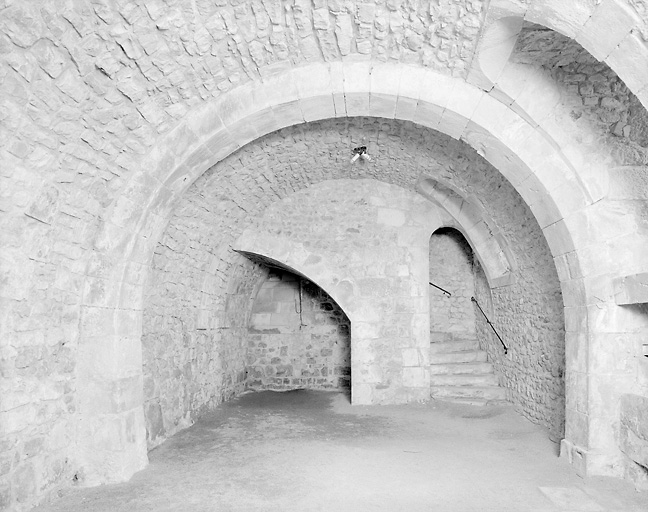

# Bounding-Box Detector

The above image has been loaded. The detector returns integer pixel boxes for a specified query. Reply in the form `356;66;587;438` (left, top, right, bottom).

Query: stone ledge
613;273;648;305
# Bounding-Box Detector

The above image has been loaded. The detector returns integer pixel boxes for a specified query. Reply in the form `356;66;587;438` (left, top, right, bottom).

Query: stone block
525;0;595;39
613;273;648;305
541;219;576;257
353;322;381;339
546;179;589;221
299;95;336;122
402;367;427;388
81;374;143;415
261;70;299;111
0;480;10;510
82;277;120;308
144;400;165;443
79;335;142;379
565;304;587;333
203;128;241;164
226;119;260;150
413;101;443;131
351;382;374;405
438;109;469;139
447;81;483;121
13;459;36;504
607;32;648;103
344;92;370;117
26;185;59;225
565;370;588;415
564;409;590;453
369;62;401;97
332;92;346;117
293;63;333;99
401;348;422;367
397;65;427;102
240;108;279;140
471;91;524;140
575;0;638;61
190;101;226;138
271;101;305;130
394;96;418;122
368;93;396;119
589;333;635;374
418;71;454;109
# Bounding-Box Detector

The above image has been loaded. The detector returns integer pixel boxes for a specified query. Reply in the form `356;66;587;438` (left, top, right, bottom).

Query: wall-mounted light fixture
350;146;371;163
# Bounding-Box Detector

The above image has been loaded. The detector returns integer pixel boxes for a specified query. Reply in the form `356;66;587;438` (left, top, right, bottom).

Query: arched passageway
429;228;483;345
4;2;648;508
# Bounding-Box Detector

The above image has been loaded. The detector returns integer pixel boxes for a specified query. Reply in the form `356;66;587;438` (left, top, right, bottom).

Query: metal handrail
429;281;452;297
471;297;508;354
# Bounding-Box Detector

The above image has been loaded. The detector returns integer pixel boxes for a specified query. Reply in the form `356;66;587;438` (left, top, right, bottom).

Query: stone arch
480;0;648;110
234;251;358;325
233;178;444;406
466;2;648;478
76;61;602;484
467;15;525;91
417;176;516;288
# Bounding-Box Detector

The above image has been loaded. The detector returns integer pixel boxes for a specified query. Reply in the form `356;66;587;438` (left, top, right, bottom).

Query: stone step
430;385;508;401
429;373;500;387
430;350;487;364
433;396;509;406
429;340;480;353
429;361;494;375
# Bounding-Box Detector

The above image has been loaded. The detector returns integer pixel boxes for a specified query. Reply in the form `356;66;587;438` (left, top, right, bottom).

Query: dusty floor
35;390;647;512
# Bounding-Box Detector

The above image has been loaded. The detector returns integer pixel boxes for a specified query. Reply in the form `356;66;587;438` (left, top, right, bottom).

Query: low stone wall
246;269;351;391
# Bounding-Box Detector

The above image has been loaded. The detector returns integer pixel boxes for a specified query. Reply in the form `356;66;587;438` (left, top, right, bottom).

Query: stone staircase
429;338;507;405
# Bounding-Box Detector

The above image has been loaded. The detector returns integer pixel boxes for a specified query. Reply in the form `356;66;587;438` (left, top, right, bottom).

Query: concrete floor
35;390;647;512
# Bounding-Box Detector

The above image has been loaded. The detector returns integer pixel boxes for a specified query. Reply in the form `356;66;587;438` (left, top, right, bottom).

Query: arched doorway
428;228;505;404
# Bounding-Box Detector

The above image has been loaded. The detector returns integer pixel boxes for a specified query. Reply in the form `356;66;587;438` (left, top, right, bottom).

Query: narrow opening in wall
429;227;479;345
246;268;351;393
643;343;648;358
429;228;506;404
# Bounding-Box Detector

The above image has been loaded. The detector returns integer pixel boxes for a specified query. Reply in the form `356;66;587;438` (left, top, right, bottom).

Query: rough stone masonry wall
428;228;479;343
512;20;648;445
247;269;351;390
0;2;489;504
474;198;565;442
141;209;268;449
514;23;648;166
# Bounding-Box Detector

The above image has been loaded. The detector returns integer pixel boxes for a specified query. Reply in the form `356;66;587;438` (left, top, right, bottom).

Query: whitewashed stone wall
473;184;565;442
247;268;351;390
428;228;479;343
142;245;260;449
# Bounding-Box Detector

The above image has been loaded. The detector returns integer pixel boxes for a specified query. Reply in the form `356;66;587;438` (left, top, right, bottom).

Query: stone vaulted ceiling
4;1;648;510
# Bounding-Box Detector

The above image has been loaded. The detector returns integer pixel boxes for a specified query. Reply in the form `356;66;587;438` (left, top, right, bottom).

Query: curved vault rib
417;176;517;288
